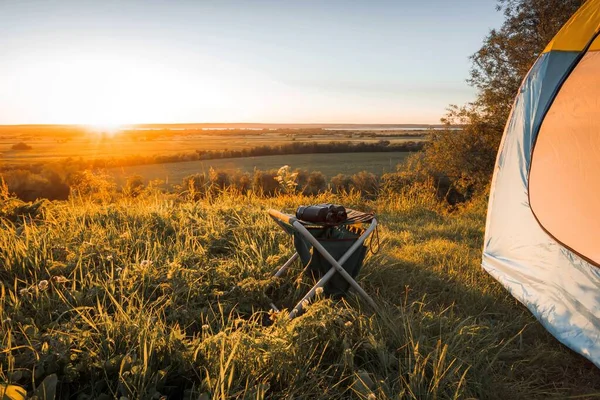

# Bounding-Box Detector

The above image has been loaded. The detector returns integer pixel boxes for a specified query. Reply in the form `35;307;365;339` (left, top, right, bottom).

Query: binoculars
296;204;348;224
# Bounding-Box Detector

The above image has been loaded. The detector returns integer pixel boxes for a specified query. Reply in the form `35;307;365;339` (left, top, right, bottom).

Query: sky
0;0;504;125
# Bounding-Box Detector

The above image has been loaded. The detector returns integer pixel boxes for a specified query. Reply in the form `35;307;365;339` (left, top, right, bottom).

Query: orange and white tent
483;0;600;366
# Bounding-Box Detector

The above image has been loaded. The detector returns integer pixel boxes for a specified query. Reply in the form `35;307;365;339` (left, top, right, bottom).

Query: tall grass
1;186;599;399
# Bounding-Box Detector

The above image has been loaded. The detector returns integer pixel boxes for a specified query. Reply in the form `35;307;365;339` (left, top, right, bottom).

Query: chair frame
268;209;378;319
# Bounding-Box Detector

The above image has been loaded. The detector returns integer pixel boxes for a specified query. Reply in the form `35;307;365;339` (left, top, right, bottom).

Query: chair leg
273;252;299;278
289;220;379;317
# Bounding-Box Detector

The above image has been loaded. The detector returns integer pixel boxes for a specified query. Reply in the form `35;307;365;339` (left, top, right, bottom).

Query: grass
1;186;599;399
108;152;411;186
0;128;424;166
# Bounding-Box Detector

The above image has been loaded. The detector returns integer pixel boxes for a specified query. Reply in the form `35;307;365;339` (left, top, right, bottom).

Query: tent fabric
530;49;600;266
543;0;600;53
483;0;600;367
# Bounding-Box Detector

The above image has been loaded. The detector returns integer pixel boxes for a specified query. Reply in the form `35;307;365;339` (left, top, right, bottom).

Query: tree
420;0;584;196
470;0;585;121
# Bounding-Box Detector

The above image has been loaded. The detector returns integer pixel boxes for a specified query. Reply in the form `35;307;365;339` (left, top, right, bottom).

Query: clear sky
0;0;503;125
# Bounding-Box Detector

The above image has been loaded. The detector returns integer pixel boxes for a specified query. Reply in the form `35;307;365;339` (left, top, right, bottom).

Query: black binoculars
296;204;348;224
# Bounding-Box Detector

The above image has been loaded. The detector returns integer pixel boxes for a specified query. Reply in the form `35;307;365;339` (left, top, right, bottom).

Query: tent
483;0;600;367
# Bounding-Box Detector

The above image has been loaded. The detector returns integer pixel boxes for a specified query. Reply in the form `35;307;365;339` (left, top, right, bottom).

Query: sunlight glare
84;123;124;136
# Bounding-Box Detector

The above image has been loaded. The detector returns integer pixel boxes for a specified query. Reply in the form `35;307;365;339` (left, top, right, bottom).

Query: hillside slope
1;188;599;399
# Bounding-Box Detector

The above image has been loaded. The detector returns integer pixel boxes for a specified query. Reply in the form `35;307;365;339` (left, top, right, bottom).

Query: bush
252;169;279;196
330;174;353;194
350;171;379;197
1;169;69;201
304;171;327;195
181;173;209;200
68;170;115;202
123;174;146;197
11;142;32;150
208;168;231;193
229;170;252;194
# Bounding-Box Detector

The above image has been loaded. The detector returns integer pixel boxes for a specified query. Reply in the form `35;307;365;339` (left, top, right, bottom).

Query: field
0;125;427;167
109;152;411;186
1;186;599;399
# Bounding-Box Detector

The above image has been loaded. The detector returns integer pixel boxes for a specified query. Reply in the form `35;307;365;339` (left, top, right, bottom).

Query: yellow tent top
543;0;600;53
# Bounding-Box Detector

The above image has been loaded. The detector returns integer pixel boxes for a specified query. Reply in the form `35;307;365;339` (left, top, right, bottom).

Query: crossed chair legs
271;219;379;319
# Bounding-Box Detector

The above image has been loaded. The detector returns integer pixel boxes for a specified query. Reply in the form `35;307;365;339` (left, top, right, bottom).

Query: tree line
1;140;423;175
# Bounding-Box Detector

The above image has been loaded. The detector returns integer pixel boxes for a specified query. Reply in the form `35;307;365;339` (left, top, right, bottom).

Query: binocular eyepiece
296;204;348;224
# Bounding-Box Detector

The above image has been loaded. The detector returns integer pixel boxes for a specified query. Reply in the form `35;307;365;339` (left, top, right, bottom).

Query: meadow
0;124;424;201
0;125;427;167
109;152;410;187
1;182;599;399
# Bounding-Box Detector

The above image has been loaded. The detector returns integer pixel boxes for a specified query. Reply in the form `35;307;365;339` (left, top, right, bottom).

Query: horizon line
0;122;448;128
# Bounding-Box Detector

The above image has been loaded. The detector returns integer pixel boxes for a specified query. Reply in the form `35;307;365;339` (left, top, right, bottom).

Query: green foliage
424;104;502;194
418;0;584;196
470;0;585;119
0;189;598;398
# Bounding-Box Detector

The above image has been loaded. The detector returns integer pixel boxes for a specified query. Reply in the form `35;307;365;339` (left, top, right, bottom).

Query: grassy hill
1;186;599;399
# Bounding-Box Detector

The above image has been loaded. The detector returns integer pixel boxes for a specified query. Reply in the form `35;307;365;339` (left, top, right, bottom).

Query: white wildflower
38;280;49;291
315;287;324;296
140;260;153;267
19;288;30;296
106;255;114;261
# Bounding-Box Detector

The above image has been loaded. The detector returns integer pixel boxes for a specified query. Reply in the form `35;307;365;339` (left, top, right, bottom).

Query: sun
84;123;124;137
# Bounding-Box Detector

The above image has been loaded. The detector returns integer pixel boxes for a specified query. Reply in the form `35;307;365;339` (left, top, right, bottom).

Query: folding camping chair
268;207;378;319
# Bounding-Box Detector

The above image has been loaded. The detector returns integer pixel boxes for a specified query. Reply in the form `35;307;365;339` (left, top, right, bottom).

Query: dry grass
0;129;424;166
1;186;599;399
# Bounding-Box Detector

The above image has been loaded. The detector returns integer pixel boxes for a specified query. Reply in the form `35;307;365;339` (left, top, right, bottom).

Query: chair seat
268;207;378;318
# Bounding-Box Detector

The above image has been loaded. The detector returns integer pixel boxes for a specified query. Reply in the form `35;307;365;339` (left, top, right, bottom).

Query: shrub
11;142;32;150
208;168;231;193
350;171;379;197
229;170;252;194
304;171;327;195
123;174;146;197
330;174;352;194
68;170;115;202
0;169;69;201
294;169;309;192
181;173;209;200
252;169;279;196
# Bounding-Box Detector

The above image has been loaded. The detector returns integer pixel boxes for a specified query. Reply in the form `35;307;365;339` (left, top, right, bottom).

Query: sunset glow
0;0;503;125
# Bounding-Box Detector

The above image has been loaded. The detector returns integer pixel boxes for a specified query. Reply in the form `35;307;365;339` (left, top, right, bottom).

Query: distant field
109;152;411;185
0;125;427;166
